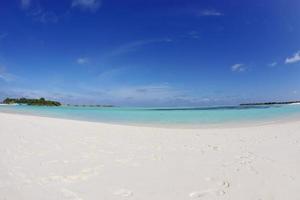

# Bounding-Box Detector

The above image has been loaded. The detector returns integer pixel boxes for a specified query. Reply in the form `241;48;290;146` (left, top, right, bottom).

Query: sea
1;104;300;127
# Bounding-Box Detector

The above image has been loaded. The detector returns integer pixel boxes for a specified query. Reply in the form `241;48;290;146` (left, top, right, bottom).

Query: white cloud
72;0;101;12
21;0;31;9
199;9;223;16
231;64;246;72
77;57;89;65
285;51;300;64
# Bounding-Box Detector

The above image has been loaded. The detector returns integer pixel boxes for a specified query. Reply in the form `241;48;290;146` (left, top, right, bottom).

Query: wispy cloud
110;84;178;101
269;62;277;67
72;0;101;12
77;57;89;65
20;0;31;9
198;9;223;16
0;66;16;82
35;11;59;23
77;83;201;106
187;31;200;40
102;38;172;60
20;1;62;24
231;63;246;72
176;6;224;18
76;65;229;105
285;51;300;64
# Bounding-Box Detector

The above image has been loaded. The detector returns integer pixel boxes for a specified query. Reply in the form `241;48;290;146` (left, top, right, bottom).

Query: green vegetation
240;101;300;106
3;97;61;106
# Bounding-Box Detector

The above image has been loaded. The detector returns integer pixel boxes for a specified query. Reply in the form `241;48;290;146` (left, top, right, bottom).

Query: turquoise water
1;104;300;127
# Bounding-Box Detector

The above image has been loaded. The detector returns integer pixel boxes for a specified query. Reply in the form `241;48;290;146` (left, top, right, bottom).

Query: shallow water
1;104;300;127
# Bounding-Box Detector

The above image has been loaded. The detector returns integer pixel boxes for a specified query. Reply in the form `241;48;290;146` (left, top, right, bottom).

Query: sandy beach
0;112;300;200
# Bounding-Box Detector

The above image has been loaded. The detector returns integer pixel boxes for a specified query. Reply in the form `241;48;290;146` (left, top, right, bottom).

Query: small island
240;100;300;106
2;98;61;106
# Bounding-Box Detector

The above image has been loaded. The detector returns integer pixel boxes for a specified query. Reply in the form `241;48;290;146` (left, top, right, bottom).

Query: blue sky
0;0;300;106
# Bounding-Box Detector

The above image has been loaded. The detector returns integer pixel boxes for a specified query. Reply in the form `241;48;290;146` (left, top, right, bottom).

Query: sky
0;0;300;106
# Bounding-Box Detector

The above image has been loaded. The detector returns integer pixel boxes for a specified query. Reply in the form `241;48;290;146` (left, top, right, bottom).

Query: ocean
1;104;300;127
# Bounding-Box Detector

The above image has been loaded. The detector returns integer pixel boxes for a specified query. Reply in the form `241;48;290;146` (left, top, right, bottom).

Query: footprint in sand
207;144;220;151
205;177;230;188
114;189;133;197
190;178;230;198
218;180;230;188
189;190;213;198
189;189;225;199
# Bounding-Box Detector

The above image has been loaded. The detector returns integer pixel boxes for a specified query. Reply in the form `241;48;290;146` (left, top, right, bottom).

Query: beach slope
0;112;299;199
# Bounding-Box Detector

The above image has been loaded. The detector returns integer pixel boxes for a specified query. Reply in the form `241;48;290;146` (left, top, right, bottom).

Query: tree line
2;98;61;106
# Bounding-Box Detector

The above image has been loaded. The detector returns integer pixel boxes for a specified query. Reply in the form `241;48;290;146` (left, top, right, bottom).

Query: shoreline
0;112;300;199
1;109;300;130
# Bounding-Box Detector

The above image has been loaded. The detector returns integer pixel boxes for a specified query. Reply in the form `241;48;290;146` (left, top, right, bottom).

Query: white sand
0;112;300;200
